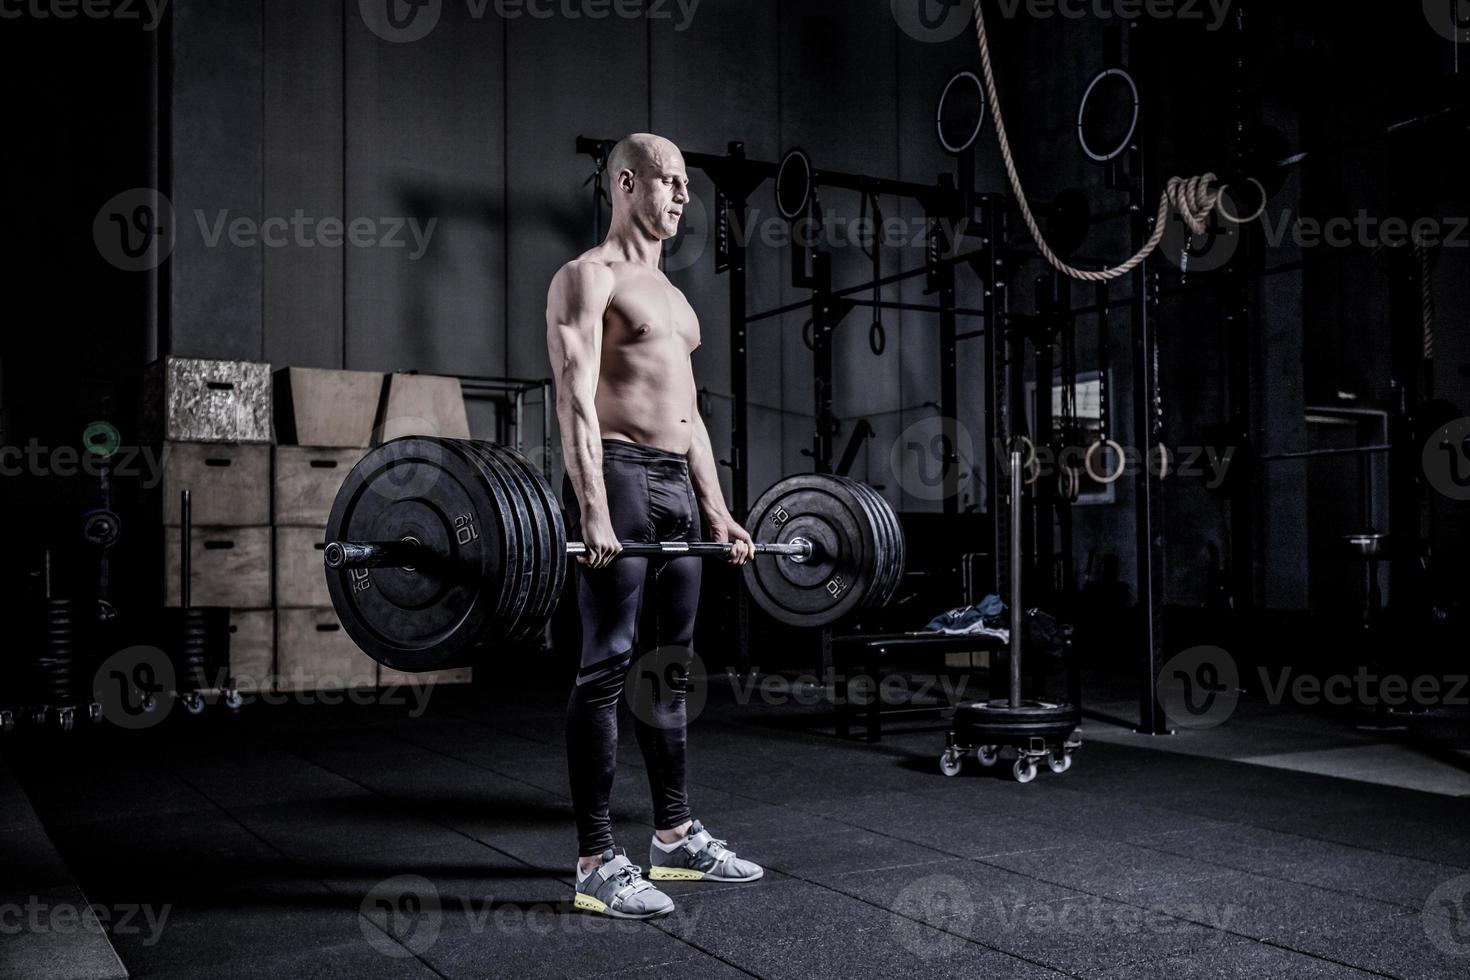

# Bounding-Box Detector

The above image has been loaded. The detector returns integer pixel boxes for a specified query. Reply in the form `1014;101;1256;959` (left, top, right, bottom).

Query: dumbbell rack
168;490;240;715
16;552;104;733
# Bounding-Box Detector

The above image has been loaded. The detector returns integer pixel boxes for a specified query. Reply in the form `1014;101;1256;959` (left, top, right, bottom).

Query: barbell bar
324;537;817;569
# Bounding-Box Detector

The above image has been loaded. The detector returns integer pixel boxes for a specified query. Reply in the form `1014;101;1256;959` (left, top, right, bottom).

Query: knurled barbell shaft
324;536;816;570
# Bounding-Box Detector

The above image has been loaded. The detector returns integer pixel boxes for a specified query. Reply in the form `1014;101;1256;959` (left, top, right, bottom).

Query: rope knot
1166;174;1221;237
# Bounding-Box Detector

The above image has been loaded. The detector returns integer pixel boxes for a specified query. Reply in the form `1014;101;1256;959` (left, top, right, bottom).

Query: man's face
621;142;690;242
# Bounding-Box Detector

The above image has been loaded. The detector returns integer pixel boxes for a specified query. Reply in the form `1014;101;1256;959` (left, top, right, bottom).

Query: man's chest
607;277;700;349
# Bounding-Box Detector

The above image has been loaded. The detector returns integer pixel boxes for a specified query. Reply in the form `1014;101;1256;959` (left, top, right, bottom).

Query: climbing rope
969;0;1247;282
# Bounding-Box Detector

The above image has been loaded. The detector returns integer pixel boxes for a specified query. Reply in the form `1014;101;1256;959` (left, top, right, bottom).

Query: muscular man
546;133;765;920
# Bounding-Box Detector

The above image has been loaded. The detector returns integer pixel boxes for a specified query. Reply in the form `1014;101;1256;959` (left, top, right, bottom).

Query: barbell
322;437;906;673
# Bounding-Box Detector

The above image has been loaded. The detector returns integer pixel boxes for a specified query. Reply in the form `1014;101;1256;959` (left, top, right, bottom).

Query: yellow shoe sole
647;867;705;881
573;892;608;913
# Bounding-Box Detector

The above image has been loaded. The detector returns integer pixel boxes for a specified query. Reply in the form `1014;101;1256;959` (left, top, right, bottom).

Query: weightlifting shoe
648;820;764;882
573;847;675;919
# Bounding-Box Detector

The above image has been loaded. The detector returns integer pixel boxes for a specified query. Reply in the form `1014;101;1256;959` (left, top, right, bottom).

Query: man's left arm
686;386;754;564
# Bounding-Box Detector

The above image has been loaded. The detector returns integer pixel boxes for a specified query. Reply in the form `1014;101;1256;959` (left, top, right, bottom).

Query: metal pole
1010;450;1024;708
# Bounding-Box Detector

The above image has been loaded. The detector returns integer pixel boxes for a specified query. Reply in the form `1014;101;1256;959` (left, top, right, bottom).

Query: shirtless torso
578;252;701;455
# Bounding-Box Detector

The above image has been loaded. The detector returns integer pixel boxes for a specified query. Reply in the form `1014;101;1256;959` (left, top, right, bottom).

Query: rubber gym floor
4;669;1468;980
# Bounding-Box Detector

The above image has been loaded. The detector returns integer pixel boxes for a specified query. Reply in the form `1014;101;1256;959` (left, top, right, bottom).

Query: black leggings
563;439;702;857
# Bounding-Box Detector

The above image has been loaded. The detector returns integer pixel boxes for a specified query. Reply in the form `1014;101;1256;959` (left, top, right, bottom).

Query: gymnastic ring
869;319;886;356
1076;68;1139;165
1009;436;1040;486
1058;465;1081;503
1084;438;1126;484
1149;442;1173;480
802;318;815;351
1215;178;1267;225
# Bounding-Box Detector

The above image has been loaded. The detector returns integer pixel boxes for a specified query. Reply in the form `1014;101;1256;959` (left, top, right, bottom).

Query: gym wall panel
776;0;900;483
652;0;781;510
504;9;649;482
167;0;265;360
343;2;506;379
263;0;345;369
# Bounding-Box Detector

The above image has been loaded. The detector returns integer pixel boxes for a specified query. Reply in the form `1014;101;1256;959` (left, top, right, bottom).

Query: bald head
605;133;689;243
607;133;680;183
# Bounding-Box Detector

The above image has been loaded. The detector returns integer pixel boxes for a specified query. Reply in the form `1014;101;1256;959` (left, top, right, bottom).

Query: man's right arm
546;260;620;567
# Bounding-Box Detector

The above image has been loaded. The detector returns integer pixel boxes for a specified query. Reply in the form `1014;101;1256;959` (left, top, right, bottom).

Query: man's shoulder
552;253;617;293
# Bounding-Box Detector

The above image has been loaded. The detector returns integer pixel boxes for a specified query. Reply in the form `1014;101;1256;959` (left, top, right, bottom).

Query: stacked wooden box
148;357;275;693
273;367;383;693
274;368;474;692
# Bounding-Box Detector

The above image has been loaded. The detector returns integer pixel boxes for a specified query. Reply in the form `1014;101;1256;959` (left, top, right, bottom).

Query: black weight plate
953;699;1080;740
324;437;510;673
472;442;555;645
458;441;541;645
847;480;901;608
872;485;907;606
455;440;536;647
743;475;879;627
837;477;889;610
490;444;569;642
840;479;891;608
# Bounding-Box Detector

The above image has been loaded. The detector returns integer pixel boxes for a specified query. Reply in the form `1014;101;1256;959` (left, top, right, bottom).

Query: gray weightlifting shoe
573;847;675;919
648;820;764;882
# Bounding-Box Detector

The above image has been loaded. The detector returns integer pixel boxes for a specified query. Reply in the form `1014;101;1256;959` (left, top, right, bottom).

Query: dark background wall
3;0;1467;621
